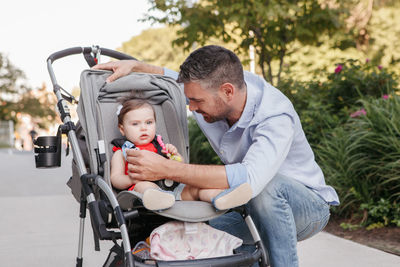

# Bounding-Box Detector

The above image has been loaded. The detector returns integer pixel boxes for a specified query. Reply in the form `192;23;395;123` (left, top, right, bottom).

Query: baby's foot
212;183;252;211
142;188;175;211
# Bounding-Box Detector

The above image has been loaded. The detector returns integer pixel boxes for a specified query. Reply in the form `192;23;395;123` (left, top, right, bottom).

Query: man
94;45;339;267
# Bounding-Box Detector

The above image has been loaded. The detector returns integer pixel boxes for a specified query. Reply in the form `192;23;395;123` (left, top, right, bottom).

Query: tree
144;0;345;85
0;53;28;122
17;84;58;129
119;27;190;71
344;0;399;52
0;53;57;128
284;1;400;82
118;26;238;71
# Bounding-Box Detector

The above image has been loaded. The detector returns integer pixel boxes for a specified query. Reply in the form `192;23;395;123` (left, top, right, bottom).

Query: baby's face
119;106;156;146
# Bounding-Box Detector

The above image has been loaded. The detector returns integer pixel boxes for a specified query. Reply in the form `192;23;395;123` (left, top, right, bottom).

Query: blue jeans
209;174;331;267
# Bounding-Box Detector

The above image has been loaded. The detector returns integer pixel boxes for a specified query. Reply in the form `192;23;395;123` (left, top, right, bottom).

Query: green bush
188;117;222;165
316;96;400;226
280;59;399;227
361;199;400;228
279;59;398;148
279;78;344;147
326;59;397;113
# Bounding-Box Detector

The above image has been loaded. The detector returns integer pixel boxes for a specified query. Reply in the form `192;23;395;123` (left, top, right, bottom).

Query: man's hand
93;60;164;83
126;149;169;181
126;146;229;190
92;60;138;83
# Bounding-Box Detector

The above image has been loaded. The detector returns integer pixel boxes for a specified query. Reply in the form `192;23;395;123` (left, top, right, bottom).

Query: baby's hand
162;144;182;161
164;143;178;155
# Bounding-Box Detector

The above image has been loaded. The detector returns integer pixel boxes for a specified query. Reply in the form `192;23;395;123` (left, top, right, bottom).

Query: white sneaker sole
142;189;175;211
214;183;253;210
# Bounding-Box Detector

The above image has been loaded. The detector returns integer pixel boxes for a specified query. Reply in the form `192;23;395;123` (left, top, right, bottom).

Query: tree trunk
266;56;273;85
251;27;274;84
346;0;374;51
277;48;286;86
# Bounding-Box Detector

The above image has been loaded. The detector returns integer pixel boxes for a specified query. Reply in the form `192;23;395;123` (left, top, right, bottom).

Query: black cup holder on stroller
34;127;62;168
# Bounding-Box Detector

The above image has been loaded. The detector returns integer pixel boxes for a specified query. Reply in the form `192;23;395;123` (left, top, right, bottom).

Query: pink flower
382;94;389;100
335;64;343;74
366;58;370;63
378;65;383;70
350;108;367;118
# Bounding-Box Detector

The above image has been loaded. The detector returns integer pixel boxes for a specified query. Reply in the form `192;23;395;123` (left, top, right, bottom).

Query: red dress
113;142;158;191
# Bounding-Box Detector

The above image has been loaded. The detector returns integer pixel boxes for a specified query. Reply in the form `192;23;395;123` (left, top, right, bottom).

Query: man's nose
188;102;197;112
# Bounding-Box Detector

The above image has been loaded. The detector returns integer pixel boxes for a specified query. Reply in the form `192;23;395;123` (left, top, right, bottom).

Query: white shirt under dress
164;68;339;206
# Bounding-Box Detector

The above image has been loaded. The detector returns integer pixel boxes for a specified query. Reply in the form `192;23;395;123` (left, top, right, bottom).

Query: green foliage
124;2;400;86
339;222;361;231
365;222;385;230
17;88;58;129
0;53;57;128
0;53;28;122
278;78;343;147
119;26;239;72
0;53;26;95
188;117;222;165
361;199;400;228
316;96;400;226
280;4;400;83
144;0;345;85
367;3;400;76
119;27;190;71
279;58;400;227
325;59;397;113
280;59;398;146
117;24;246;76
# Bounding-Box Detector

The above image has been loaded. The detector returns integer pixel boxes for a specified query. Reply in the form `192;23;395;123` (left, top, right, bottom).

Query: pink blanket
150;221;243;260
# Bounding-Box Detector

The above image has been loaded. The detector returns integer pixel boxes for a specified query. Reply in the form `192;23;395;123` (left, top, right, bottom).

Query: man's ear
118;125;125;136
219;83;235;101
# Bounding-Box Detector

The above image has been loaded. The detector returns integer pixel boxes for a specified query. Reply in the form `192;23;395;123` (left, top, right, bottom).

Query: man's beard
199;96;231;123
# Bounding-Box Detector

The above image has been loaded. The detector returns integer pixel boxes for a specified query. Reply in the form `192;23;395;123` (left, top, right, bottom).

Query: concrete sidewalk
0;149;399;266
298;231;400;266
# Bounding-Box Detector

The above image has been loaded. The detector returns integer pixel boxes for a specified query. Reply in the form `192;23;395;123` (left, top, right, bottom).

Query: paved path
298;230;400;266
0;149;112;266
0;149;399;266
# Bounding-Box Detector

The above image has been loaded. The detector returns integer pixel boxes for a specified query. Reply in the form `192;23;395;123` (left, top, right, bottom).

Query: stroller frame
44;46;268;267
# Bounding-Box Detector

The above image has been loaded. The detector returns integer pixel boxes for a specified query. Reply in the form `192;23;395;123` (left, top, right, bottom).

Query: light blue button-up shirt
165;68;339;205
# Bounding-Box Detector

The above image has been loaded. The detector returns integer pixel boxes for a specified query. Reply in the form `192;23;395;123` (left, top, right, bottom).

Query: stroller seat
76;69;228;221
69;69;189;202
117;190;227;222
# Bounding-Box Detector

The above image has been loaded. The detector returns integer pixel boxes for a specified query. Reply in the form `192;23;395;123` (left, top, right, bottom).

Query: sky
0;0;155;91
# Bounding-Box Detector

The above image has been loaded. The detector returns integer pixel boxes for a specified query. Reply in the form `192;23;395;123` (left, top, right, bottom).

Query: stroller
34;46;268;267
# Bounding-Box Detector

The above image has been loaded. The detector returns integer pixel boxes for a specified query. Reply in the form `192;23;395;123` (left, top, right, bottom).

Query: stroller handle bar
47;46;136;64
47;46;136;87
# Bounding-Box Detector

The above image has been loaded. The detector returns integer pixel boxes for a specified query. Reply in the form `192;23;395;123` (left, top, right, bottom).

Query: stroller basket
39;46;268;267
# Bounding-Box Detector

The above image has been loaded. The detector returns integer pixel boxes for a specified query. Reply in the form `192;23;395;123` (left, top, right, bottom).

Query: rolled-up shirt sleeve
225;114;294;197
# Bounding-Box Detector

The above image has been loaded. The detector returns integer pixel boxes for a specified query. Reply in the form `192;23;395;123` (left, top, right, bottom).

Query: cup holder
34;130;62;168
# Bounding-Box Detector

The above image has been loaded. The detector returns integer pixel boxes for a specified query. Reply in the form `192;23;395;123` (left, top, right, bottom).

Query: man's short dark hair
177;45;245;90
